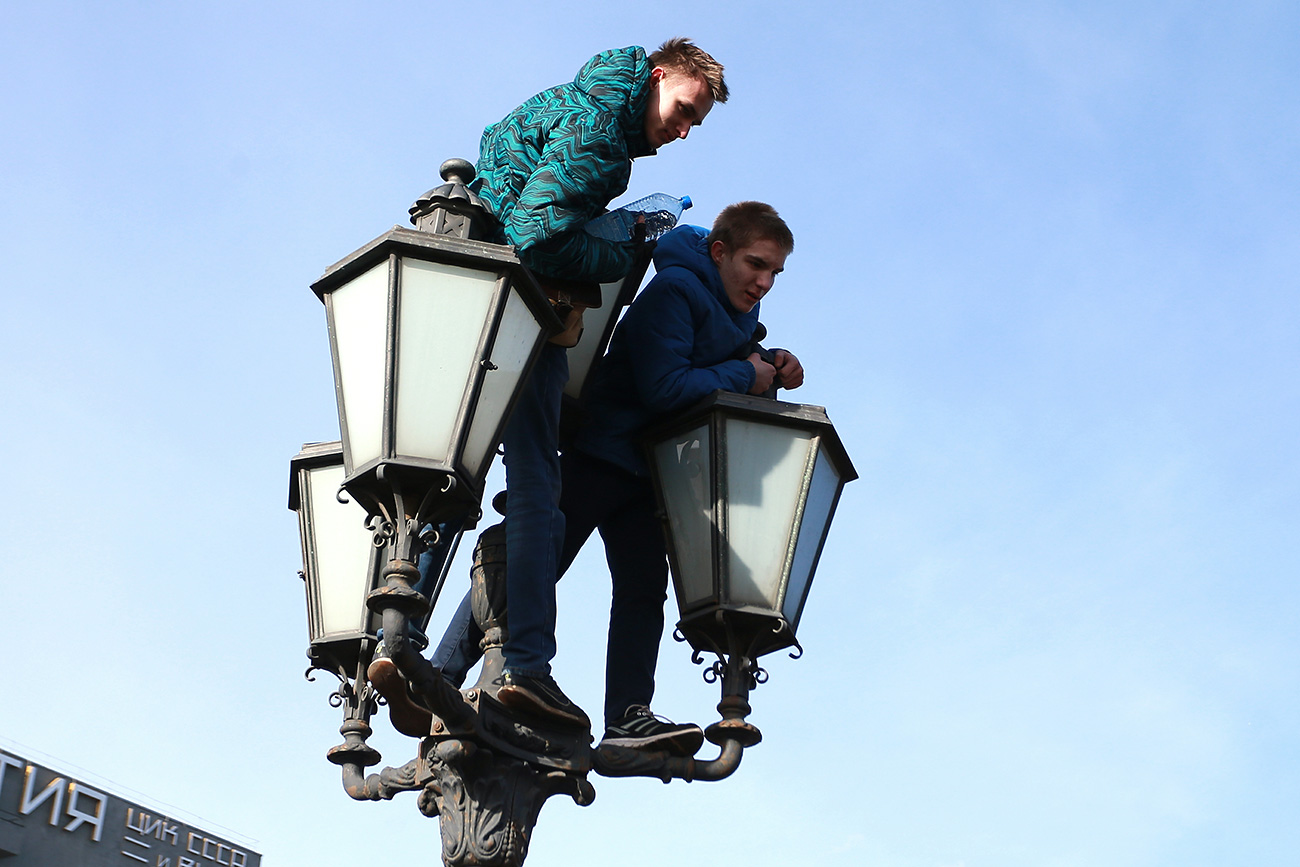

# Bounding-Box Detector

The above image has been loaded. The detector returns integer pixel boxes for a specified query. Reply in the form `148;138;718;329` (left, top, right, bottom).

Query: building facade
0;747;260;866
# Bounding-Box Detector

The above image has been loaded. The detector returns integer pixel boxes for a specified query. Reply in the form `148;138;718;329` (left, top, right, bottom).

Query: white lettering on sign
182;830;248;865
0;752;254;863
20;765;64;825
65;781;107;841
128;807;181;845
3;753;107;842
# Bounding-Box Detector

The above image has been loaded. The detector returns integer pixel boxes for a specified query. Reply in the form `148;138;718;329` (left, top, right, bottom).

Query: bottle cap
681;195;693;210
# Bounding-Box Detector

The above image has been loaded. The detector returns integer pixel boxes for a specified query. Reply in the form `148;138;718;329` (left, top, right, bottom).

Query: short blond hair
649;37;728;103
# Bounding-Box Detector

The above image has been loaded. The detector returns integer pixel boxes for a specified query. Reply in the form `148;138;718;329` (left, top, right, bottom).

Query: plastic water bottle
583;193;693;242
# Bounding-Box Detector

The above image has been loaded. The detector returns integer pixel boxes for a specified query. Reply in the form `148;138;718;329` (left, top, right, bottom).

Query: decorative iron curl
703;660;725;684
328;676;379;713
368;514;396;548
305;658;349;685
328;677;356;708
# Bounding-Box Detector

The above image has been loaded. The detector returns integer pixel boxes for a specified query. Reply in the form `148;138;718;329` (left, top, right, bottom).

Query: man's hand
748;352;777;395
772;350;804;390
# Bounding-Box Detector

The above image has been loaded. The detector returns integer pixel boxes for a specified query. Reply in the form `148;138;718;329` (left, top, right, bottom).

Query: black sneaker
496;670;590;729
600;706;704;757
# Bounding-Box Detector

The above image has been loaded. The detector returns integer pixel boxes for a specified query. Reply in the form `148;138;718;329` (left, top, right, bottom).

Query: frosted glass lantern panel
305;464;378;639
563;277;624;400
393;258;498;463
462;285;542;480
782;445;842;626
723;420;814;611
330;261;390;469
653;425;715;608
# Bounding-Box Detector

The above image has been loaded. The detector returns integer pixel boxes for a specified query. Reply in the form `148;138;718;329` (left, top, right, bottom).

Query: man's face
711;238;788;313
643;68;714;149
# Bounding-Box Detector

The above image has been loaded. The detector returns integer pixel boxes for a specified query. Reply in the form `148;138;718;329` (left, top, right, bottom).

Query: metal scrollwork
368;514;396;548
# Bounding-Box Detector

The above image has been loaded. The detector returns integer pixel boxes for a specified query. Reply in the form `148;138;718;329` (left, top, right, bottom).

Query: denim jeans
408;518;465;648
433;449;669;726
498;343;569;676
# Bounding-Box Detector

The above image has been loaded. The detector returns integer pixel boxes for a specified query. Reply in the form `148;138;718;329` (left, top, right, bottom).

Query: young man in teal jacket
373;40;729;734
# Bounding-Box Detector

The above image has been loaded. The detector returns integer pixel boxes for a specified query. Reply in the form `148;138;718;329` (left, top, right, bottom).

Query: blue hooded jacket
573;224;760;475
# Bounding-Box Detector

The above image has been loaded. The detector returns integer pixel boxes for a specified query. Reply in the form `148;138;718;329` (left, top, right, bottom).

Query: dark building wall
0;749;261;866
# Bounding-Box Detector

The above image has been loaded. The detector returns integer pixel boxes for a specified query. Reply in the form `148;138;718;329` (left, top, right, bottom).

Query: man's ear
649;66;665;86
710;239;727;264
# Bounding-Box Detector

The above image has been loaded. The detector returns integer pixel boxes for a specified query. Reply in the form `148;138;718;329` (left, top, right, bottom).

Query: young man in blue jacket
563;202;802;753
372;40;729;733
430;203;802;755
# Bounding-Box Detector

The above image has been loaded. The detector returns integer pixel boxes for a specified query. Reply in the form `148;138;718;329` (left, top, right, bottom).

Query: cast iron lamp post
594;390;857;780
289;440;383;681
290;160;855;866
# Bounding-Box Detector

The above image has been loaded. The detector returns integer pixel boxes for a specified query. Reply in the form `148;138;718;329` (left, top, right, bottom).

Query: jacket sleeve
501;120;635;283
621;278;756;413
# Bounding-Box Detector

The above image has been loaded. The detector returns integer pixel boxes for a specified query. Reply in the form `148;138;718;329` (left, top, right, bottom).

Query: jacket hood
573;46;655;157
653;224;761;325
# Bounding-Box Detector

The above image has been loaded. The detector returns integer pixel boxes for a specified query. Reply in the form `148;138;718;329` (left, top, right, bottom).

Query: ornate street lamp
561;254;652;405
288;440;384;679
643;390;856;749
312;159;561;542
292;159;854;867
649;390;856;653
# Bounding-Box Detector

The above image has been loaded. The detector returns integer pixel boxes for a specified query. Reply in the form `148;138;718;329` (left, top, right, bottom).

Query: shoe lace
627;705;674;725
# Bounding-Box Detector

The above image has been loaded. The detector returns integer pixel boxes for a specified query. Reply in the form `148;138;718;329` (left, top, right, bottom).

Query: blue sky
2;2;1297;865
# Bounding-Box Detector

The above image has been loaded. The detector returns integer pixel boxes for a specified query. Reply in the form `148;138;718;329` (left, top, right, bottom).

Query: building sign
0;749;261;866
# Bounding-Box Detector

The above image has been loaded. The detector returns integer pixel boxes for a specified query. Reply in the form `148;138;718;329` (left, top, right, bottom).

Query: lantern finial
409;158;493;239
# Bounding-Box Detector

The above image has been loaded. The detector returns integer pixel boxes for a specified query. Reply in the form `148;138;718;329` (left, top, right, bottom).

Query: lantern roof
288;440;343;511
647;390;858;485
310;225;543;303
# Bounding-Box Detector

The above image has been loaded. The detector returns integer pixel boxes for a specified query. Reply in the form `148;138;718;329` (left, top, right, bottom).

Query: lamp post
595;390;857;780
288;440;384;680
312;159;560;536
291;160;855;866
310;157;562;744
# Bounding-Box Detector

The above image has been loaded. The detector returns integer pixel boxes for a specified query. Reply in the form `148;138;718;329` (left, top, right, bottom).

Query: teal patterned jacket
472;46;656;282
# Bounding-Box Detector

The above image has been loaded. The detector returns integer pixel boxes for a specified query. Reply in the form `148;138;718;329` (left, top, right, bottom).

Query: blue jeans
409;519;465;648
498;343;569;676
434;450;668;726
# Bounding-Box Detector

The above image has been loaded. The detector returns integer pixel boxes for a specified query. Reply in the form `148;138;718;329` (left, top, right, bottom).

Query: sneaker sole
367;658;434;737
497;685;591;729
599;729;704;758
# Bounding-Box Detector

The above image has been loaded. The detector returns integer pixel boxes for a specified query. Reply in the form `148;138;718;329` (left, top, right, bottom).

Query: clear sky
2;2;1297;865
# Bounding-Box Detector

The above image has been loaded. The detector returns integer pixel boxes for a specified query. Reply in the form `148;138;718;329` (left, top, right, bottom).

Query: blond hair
649;38;729;103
